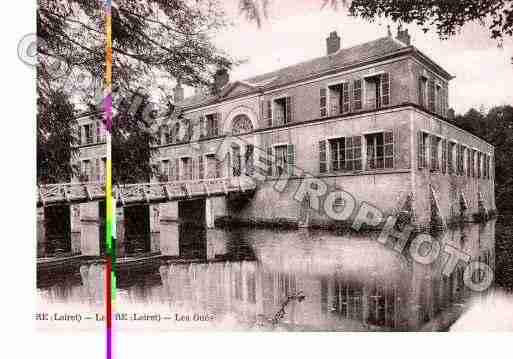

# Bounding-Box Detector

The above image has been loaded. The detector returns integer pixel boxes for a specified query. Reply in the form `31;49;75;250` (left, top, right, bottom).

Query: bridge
37;177;256;207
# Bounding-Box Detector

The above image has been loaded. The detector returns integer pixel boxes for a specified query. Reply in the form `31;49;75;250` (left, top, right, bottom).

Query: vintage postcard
34;0;513;334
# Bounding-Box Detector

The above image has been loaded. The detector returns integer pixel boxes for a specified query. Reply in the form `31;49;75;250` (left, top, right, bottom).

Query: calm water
37;221;500;331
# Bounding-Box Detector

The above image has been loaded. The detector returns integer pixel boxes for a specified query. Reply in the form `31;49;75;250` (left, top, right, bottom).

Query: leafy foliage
37;89;77;184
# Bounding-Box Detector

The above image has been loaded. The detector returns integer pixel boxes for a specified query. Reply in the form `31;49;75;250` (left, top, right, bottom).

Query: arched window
231;114;253;135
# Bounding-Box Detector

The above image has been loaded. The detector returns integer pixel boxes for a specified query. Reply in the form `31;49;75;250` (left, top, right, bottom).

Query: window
428;79;435;112
477;152;482;178
465;148;471;177
448;141;456;174
441;139;447;174
418;75;427;108
320;88;327;117
96;121;105;143
352;79;362;110
435;84;442;114
430;135;440;171
329;136;362;172
272;144;295;176
181;157;192;180
83;124;94;145
470;150;475;177
264;100;273;127
456;144;464;176
170;122;180;143
418;132;429;169
161;160;170;181
205;113;219;137
273;96;293;126
198;156;204;179
231;114;253;135
364;73;390;110
232;146;241;177
245;144;254;176
182;119;193;142
205;154;218;179
329;138;345;171
81;159;91;181
327;82;351;115
366;131;393;170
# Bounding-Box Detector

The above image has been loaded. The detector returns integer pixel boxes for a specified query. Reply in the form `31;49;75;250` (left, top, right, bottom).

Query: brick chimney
214;68;229;93
326;31;341;55
396;26;411;45
173;79;184;103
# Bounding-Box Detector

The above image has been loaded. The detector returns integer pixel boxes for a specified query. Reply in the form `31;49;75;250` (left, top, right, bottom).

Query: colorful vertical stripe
103;1;114;359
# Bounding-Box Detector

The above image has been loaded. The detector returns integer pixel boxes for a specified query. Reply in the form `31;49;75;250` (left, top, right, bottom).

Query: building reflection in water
116;220;496;331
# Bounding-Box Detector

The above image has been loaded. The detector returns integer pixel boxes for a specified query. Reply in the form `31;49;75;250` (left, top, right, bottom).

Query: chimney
214;68;229;93
396;26;411;45
326;31;341;55
173;79;184;103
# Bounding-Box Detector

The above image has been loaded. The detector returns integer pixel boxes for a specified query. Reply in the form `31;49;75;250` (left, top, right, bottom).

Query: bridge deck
37;177;256;207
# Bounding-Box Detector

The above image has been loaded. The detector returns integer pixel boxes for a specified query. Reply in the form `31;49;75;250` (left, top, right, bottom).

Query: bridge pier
159;202;180;256
36;207;46;257
78;203;101;256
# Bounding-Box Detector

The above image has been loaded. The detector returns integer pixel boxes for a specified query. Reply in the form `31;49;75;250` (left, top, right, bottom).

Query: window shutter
215;113;220;136
266;146;273;176
175;158;180;180
198;155;204;179
266;100;272;127
199;116;205;138
418;77;424;107
286;96;293;123
381;73;390;106
320;88;327;117
417;131;424;169
441;139;447;174
353;79;362;110
384;131;394;169
428;79;435;112
319;140;327;174
353;136;362;170
287;144;295;176
215;157;221;178
342;82;350;113
191;158;196;179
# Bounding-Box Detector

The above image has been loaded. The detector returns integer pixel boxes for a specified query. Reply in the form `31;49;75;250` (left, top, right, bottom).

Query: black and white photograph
4;0;513;357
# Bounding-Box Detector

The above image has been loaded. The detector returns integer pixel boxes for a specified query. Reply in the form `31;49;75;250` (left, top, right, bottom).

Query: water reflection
117;221;497;331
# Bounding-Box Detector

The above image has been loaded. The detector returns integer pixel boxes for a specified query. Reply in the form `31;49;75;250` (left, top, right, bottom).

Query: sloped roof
176;36;449;110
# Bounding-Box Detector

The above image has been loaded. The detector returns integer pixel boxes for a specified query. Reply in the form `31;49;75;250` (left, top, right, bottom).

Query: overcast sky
203;0;513;115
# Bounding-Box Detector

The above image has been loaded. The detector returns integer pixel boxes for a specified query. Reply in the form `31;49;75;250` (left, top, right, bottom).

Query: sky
195;0;513;115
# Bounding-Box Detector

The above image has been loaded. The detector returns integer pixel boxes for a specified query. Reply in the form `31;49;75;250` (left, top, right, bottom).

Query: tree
241;0;513;43
37;89;77;184
37;0;238;184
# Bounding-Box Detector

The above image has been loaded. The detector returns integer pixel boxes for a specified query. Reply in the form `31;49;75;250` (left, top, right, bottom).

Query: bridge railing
37;177;256;206
116;176;256;205
38;182;105;206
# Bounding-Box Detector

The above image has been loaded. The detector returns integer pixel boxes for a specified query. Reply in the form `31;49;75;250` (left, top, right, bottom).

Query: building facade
120;29;495;259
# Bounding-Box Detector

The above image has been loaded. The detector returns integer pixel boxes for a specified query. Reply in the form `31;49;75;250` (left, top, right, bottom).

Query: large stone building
119;29;495;260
